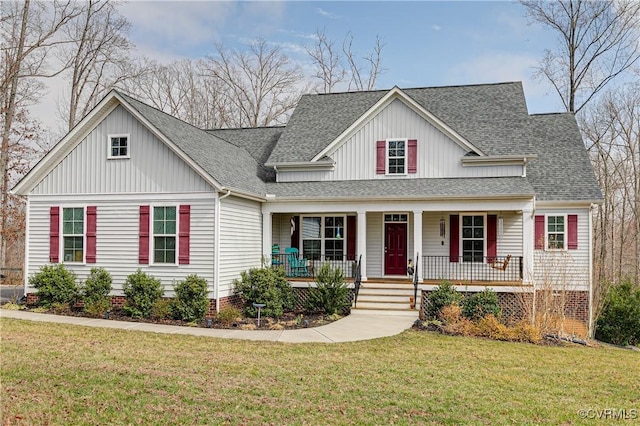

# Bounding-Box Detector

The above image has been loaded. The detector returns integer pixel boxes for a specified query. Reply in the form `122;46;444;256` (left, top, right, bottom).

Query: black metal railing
413;252;419;306
353;255;362;308
421;255;523;283
271;253;359;279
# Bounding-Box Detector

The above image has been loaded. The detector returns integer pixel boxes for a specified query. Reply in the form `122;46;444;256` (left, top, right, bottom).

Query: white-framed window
107;133;130;159
62;207;84;262
547;215;566;250
301;215;345;260
461;214;485;262
384;213;408;223
152;206;177;264
387;139;407;175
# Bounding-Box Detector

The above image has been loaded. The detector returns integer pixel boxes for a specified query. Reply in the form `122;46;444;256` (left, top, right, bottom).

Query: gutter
214;189;232;313
588;203;596;338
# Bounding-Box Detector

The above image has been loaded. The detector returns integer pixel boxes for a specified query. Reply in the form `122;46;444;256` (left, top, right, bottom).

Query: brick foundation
420;289;589;331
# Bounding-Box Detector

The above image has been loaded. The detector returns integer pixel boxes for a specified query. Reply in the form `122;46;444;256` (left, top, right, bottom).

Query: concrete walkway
0;309;417;343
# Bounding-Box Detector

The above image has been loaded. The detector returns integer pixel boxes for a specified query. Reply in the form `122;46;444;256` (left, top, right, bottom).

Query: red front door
385;223;407;275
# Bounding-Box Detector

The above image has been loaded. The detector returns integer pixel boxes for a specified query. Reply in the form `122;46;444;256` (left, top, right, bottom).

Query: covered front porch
262;198;534;286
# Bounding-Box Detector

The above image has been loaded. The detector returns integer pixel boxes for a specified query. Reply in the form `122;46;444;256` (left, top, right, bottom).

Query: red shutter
346;216;356;261
139;206;150;264
534;215;545;250
449;215;459;263
49;207;60;263
487;214;497;262
376;140;386;174
179;205;191;264
408;139;417;173
86;206;97;263
568;214;578;250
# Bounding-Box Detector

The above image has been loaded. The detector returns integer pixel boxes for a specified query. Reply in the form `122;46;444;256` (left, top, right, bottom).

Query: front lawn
1;318;638;425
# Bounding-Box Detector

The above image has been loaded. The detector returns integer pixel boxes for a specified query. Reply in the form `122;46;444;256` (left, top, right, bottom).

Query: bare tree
343;31;384;92
306;28;346;94
58;0;139;130
1;0;85;274
522;0;640;113
205;39;306;127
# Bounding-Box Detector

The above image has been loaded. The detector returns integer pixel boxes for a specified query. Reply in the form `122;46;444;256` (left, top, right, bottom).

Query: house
12;82;603;334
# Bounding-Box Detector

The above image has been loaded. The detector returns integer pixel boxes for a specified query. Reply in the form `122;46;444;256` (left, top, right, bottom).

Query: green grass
1;319;638;425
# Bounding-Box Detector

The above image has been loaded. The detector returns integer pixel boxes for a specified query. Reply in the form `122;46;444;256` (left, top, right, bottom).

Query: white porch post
413;210;423;281
357;211;367;281
262;212;272;261
522;209;533;285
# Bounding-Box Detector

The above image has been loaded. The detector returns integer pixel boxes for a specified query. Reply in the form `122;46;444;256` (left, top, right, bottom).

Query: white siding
32;106;213;194
366;212;383;277
26;193;215;296
277;99;523;182
218;196;263;296
533;208;591;290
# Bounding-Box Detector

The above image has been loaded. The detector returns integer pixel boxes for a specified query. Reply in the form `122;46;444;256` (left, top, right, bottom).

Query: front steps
351;282;420;317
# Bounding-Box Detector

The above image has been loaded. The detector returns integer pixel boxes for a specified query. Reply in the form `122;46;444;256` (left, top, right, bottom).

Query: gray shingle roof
265;177;535;199
527;113;603;202
206;127;283;182
118;92;266;195
266;82;536;164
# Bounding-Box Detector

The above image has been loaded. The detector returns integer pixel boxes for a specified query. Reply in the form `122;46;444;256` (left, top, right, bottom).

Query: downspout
588;203;595;338
23;196;30;301
214;189;231;313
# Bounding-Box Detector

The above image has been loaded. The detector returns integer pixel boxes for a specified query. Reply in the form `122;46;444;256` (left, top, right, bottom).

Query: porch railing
421;255;523;283
271;253;359;279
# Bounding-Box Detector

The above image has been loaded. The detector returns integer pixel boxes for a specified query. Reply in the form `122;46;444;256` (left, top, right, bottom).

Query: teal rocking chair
285;247;309;277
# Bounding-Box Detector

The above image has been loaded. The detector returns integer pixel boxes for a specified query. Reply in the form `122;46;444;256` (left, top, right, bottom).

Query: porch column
262;212;272;260
413;210;423;281
357;211;367;281
522;209;533;284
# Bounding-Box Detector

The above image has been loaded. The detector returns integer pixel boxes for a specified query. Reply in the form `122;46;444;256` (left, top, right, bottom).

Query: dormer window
108;134;130;159
387;140;406;174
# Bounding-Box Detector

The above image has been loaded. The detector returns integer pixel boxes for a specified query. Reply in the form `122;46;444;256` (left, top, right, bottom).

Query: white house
12;82;602;333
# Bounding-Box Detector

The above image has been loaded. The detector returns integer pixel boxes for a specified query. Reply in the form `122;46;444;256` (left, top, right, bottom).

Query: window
301;215;345;260
108;134;129;159
547;215;565;249
387;139;406;174
63;207;84;262
153;206;176;263
461;215;484;262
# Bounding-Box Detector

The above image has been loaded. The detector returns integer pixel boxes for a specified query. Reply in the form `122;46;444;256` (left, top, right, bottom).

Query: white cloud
315;7;340;19
432;24;441;31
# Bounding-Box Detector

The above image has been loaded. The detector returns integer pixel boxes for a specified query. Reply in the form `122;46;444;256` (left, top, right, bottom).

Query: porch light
439;216;446;238
498;215;504;241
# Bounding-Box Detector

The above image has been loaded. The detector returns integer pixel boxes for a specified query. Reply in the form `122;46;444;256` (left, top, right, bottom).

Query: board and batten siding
277;99;523;182
533;208;591;290
32;105;213;195
26;194;216;296
218;196;263;297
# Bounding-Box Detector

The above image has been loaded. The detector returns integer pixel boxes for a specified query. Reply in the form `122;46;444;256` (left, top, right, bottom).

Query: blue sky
118;1;562;112
38;1;565;131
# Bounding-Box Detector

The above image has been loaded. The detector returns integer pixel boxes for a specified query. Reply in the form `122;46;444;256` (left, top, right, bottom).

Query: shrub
84;298;111;317
462;288;501;320
122;269;164;318
426;281;462;319
29;264;78;307
216;306;242;326
81;267;112;304
233;266;294;318
596;279;640;346
170;275;210;322
475;314;514;340
152;299;172;320
438;304;476;336
306;264;350;315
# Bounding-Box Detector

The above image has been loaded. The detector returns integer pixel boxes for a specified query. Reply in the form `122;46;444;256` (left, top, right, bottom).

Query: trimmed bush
81;267;112;303
233;266;294;318
426;281;462;319
170;274;210;322
122;269;164;318
152;299;172;320
29;264;78;307
462;288;501;320
596;279;640;346
217;306;242;326
84;298;111;317
306;264;350;315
